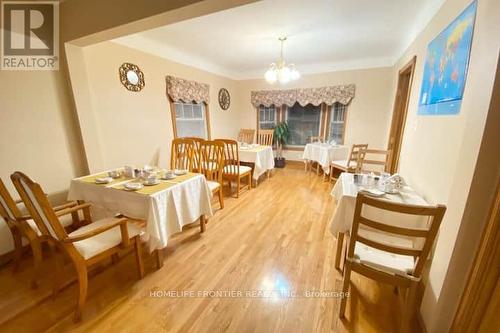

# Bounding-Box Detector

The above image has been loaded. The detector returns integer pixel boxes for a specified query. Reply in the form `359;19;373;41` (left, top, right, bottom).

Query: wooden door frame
451;178;500;332
387;56;416;173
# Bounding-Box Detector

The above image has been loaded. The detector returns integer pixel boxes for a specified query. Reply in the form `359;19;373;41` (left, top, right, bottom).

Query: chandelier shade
264;37;300;84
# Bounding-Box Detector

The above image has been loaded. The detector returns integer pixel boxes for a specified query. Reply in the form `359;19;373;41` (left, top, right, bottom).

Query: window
285;103;321;146
173;102;208;138
328;103;347;144
258;105;277;129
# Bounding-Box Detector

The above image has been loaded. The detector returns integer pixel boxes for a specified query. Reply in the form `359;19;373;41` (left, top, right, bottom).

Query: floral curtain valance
166;75;210;104
250;84;355;108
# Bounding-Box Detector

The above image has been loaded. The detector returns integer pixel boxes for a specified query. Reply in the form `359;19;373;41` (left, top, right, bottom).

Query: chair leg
218;188;224;209
73;261;88;322
199;215;206;233
248;173;252;189
134;236;144;279
334;232;344;272
30;238;43;289
400;281;419;333
236;178;240;198
11;228;23;273
155;248;163;269
339;260;352;318
52;251;65;298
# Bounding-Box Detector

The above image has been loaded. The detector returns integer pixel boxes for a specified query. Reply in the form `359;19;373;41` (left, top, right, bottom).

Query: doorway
387;56;416;173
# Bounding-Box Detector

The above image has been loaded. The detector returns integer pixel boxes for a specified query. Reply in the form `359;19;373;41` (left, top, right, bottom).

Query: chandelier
264;37;300;84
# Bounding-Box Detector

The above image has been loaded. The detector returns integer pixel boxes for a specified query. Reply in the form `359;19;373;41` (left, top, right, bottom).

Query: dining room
0;0;499;332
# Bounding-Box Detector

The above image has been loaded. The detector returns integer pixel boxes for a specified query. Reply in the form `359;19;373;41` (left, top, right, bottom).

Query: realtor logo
1;1;59;70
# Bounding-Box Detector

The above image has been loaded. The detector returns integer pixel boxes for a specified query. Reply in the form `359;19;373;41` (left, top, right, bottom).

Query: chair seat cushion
207;180;221;192
331;159;356;170
354;242;415;276
223;165;252;175
69;218;142;260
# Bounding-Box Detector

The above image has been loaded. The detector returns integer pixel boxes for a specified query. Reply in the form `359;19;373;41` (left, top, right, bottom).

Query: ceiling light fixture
264;37;300;84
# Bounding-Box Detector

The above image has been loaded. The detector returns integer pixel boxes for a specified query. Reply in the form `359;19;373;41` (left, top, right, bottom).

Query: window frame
169;99;211;139
257;105;278;130
325;103;348;145
284;103;323;148
255;102;349;149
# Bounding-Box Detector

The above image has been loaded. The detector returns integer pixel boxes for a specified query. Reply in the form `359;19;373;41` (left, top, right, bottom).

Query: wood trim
387;56;416;173
168;99;178;139
451;178;500;332
205;102;212;140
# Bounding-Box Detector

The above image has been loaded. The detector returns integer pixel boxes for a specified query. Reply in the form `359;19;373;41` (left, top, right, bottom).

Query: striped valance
251;84;355;108
166;75;210;104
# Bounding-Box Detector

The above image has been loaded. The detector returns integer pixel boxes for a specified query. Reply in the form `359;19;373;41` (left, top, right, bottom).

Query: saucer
144;180;160;186
95;177;112;184
162;174;176;180
124;182;143;191
174;169;188;176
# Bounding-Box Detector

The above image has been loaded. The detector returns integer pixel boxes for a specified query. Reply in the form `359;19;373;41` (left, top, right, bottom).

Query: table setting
237;142;275;181
68;165;213;251
329;172;431;237
302;141;349;174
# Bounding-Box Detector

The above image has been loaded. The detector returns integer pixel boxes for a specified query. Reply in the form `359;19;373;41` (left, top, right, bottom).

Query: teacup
145;175;158;185
163;170;174;179
107;170;121;179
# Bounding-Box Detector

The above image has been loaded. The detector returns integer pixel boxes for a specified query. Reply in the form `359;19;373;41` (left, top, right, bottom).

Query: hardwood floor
0;166;408;332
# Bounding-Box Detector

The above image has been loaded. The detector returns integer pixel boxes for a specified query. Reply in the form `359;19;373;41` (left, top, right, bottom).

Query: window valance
166;75;210;104
250;84;355;108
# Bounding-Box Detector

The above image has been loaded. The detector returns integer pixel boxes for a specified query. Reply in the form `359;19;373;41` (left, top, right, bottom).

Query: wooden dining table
67;169;213;252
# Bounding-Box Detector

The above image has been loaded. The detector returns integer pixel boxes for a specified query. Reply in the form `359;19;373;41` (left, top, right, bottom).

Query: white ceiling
113;0;445;80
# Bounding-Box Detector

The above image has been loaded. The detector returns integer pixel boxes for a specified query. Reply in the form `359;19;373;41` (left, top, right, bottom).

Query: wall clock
119;63;145;92
218;88;230;110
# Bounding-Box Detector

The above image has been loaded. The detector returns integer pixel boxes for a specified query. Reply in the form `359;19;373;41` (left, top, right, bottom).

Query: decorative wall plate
218;88;230;110
119;63;145;92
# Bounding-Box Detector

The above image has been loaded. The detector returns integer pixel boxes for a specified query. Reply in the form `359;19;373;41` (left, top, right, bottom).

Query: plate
162;174;176;180
124;182;143;191
174;169;188;176
95;177;112;184
143;180;160;186
359;188;385;197
383;188;400;194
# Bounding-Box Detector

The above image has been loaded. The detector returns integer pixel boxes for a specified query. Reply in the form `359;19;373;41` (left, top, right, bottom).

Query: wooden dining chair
199;140;225;209
183;137;206;172
329;143;368;181
11;171;144;322
257;129;274;146
216;139;252;198
361;149;393;174
338;193;446;332
238;129;255;144
171;138;195;171
0;178;80;287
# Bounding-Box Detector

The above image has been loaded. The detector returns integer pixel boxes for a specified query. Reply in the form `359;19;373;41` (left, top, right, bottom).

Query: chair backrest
171;138;195;171
11;172;67;241
309;136;323;143
216;139;241;175
199;140;225;184
347;143;368;172
0;178;22;226
183;137;206;172
348;193;446;278
361;149;392;174
257;129;274;146
238;129;255;144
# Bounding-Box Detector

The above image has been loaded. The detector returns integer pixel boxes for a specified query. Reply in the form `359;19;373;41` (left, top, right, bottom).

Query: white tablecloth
302;143;349;174
329;173;431;241
68;173;213;251
239;145;275;180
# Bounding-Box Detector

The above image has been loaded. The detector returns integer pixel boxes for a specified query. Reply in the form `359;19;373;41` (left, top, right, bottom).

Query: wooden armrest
55;203;91;217
53;201;79;211
62;217;128;243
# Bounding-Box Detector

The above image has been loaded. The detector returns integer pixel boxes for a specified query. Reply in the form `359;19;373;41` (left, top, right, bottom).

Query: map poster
418;1;477;115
